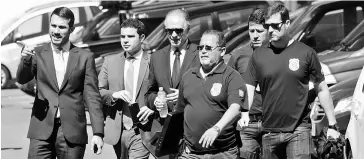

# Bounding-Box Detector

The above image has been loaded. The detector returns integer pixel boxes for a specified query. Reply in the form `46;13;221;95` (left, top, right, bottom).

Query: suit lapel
43;43;59;91
135;52;148;98
175;43;198;87
118;53;126;90
60;44;79;90
163;46;172;87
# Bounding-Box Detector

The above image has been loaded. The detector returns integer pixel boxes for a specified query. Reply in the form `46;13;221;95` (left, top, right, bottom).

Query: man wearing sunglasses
145;9;199;120
175;30;247;159
227;8;268;159
243;3;340;159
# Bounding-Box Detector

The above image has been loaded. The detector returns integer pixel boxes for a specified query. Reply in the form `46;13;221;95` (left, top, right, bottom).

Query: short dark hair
120;18;146;36
265;3;290;23
248;8;266;25
202;30;226;47
50;7;75;27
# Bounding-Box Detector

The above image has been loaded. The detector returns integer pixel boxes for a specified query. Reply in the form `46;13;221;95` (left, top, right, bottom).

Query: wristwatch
212;125;221;134
328;124;340;131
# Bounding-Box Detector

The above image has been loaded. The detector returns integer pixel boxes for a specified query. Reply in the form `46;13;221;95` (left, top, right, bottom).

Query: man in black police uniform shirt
175;30;247;159
243;3;341;159
228;8;268;159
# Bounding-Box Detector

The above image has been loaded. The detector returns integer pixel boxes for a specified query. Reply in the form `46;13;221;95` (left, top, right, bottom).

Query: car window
99;17;120;37
16;14;44;40
188;15;213;44
85;6;99;21
70;7;81;25
218;8;253;31
303;6;364;52
1;31;14;45
142;23;166;51
90;6;102;16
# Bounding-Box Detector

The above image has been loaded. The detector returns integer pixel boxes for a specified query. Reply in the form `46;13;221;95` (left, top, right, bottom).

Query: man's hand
137;106;154;123
91;135;103;155
327;128;340;139
238;112;250;128
199;127;219;148
112;90;132;104
166;88;179;103
20;42;35;57
154;97;166;111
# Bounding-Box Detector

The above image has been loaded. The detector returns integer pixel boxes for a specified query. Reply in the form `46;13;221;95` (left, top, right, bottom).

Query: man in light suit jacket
17;7;104;159
98;19;154;159
145;9;199;116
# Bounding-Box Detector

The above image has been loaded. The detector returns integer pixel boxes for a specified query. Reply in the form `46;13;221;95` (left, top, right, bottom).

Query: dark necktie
172;49;181;88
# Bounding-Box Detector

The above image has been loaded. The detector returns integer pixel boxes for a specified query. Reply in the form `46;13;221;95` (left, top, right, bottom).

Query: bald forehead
165;13;186;29
200;34;219;46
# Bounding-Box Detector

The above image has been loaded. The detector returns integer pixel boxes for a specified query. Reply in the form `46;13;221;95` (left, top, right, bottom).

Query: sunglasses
165;28;184;35
197;45;220;51
264;22;284;30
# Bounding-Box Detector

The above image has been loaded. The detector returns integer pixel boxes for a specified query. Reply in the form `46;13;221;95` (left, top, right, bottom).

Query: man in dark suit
145;9;199;116
98;19;154;159
17;7;104;159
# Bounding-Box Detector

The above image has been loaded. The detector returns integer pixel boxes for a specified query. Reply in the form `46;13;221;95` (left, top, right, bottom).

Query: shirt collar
125;49;143;60
51;41;71;52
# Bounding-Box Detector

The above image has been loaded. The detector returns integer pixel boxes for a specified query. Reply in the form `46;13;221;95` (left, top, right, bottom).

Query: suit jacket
16;43;104;144
145;40;199;112
98;51;152;145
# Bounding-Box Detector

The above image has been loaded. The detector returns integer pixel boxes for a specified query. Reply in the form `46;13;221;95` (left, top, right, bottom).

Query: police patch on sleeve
239;89;244;98
211;83;222;96
289;58;300;71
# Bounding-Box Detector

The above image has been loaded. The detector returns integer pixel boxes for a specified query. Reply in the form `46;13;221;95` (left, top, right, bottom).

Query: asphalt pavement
1;88;115;159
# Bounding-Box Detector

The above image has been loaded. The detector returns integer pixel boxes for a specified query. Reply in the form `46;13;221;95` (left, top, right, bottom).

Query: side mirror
14;33;23;42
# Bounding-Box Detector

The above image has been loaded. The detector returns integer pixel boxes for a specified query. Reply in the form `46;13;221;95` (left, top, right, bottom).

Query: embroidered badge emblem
239;89;245;97
289;58;300;71
211;83;222;96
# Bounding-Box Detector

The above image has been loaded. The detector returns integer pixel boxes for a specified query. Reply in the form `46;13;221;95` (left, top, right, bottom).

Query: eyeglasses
264;22;284;30
197;45;220;51
165;28;184;35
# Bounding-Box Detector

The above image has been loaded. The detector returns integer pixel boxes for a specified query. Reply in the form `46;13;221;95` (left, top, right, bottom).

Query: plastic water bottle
157;87;168;118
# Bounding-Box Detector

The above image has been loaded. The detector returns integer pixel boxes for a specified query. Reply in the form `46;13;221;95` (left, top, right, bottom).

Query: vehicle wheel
1;65;10;89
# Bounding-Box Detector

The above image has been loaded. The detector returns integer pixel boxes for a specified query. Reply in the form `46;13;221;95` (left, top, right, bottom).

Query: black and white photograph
1;0;364;159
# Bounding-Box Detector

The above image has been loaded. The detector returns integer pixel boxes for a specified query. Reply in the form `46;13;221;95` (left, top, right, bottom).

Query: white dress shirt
51;42;70;118
124;50;143;102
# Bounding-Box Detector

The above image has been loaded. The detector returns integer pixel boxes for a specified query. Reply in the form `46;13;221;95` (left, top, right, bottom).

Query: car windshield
71;10;116;44
335;19;364;51
288;5;313;38
142;22;166;52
